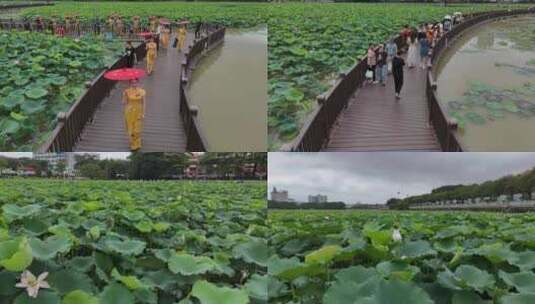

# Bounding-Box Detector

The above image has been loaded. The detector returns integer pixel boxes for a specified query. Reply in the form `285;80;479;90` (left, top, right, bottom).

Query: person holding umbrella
146;37;158;75
104;68;147;151
123;79;146;151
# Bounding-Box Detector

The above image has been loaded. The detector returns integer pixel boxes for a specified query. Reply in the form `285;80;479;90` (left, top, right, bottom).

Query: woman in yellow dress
177;25;187;52
146;37;157;75
160;25;170;49
123;80;146;151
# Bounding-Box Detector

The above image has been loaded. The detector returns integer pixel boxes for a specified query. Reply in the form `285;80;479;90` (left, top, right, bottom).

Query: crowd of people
366;12;464;99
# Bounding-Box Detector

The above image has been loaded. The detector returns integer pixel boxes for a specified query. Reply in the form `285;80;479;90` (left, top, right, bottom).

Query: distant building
33;153;76;175
271;187;289;202
308;194;328;203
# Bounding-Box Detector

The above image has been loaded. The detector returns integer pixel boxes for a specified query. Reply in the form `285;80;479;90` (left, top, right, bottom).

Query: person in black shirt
392;50;405;99
195;22;203;39
125;41;136;68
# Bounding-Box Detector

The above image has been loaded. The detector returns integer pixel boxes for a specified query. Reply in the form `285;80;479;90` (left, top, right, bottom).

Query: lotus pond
0;31;123;151
435;16;535;151
268;210;535;304
0;179;267;304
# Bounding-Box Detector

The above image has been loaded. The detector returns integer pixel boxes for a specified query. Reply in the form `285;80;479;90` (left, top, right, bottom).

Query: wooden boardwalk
75;34;194;152
324;64;441;151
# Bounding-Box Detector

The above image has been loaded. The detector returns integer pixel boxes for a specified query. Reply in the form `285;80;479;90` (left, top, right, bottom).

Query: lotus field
268;210;535;304
0;179;267;304
0;32;123;151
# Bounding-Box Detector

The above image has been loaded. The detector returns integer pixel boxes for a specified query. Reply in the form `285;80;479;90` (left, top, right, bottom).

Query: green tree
79;163;106;180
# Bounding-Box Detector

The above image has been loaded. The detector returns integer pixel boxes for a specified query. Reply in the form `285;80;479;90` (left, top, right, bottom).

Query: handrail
38;43;147;152
179;25;226;152
0;2;52;10
285;34;404;151
288;7;535;152
427;8;535;151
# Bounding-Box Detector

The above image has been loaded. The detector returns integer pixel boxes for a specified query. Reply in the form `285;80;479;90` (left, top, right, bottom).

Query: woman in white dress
406;35;420;68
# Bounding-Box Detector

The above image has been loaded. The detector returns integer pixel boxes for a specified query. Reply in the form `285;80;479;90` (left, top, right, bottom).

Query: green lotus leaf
244;274;268;302
2;204;41;222
61;290;99;304
499;270;535;293
48;270;94;295
470;242;514;264
267;256;323;281
283;87;304;103
233;239;270;266
508;251;535;271
152;222;170;232
376;261;420;281
451;290;491;304
25;87;48;99
104;238;146;256
29;236;71;260
439;265;496;293
503;100;519;113
14;290;61;304
168;253;217;276
398;240;436;259
0;237;33;272
305;245;341;264
465;112;486;125
100;283;134;304
20;99;46;115
191;280;249;304
65;256;94;273
498;293;535;304
49;76;68;86
354;279;433;304
0;270;18;296
134;221;153;233
324;266;381;303
1;93;25;110
111;268;144;290
0;118;21;134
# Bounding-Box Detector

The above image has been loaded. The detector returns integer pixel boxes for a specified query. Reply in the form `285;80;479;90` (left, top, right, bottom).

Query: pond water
435;16;535;151
189;26;267;152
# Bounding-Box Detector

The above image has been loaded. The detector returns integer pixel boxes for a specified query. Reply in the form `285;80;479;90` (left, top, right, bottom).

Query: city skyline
268;152;535;204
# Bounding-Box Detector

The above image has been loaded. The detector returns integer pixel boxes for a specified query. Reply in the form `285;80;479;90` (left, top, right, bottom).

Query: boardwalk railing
285;35;404;151
0;2;52;10
427;8;534;151
180;26;226;151
288;8;534;152
38;44;147;152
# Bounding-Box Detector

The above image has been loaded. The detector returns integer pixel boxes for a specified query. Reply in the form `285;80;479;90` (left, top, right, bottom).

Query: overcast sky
0;152;130;159
268;152;535;204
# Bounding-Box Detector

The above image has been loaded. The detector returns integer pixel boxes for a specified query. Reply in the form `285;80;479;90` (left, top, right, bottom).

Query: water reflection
189;26;267;152
435;16;535;151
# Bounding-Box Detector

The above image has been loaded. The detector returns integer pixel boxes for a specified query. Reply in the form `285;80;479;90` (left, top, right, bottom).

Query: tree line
387;167;535;209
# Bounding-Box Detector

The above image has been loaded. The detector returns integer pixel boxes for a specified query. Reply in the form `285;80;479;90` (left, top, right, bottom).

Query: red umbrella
177;20;190;25
159;18;170;25
104;68;146;81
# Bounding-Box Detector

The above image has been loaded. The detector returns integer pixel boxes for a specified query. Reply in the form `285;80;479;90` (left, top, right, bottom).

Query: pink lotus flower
15;271;50;298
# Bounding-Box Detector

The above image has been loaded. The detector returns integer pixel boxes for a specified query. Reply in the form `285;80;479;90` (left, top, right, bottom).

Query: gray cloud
268;152;535;204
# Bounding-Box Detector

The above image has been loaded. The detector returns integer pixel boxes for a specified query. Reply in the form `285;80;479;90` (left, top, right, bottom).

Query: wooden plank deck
324;64;441;151
74;34;194;152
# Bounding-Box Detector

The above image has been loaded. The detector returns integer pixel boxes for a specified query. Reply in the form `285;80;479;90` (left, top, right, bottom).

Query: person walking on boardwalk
177;25;187;52
123;79;146;151
419;36;431;69
146;37;157;75
125;41;136;68
392;50;405;100
160;24;170;49
406;34;419;68
375;44;388;86
195;21;203;39
367;44;377;84
386;39;397;74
